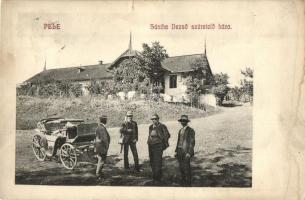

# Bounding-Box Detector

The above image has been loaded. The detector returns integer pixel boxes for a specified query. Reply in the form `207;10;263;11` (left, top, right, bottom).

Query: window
169;75;177;88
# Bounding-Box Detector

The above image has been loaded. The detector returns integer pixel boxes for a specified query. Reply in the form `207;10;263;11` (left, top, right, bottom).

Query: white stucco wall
200;94;217;107
164;72;188;101
77;81;90;96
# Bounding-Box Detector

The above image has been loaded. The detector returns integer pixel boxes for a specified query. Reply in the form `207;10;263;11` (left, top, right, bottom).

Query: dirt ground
15;105;252;187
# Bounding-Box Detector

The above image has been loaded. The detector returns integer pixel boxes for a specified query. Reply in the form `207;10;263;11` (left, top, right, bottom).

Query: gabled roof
26;64;112;84
25;52;213;84
108;32;139;69
108;48;139;70
161;53;212;73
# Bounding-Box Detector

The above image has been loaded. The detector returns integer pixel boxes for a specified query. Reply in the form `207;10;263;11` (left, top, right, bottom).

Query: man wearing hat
147;114;170;184
175;115;195;186
95;115;110;180
120;111;140;171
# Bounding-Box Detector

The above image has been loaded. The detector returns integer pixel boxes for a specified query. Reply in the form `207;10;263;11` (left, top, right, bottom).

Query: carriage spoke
33;143;40;148
61;150;68;156
32;135;47;161
33;136;38;144
38;149;41;157
61;154;68;158
34;148;38;156
60;143;77;169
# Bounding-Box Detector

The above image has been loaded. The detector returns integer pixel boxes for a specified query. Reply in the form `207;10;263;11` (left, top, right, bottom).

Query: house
25;36;214;102
162;52;213;102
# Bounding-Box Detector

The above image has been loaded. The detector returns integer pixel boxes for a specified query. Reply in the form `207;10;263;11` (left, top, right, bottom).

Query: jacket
175;126;195;156
120;121;138;143
95;123;110;154
147;122;170;149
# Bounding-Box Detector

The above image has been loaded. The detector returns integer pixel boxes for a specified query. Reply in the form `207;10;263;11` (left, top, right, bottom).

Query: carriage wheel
60;143;77;170
32;134;46;161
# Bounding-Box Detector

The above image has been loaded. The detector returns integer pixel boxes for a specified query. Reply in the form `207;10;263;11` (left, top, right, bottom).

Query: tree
113;41;169;96
138;42;169;84
57;81;72;97
70;83;83;97
113;57;149;92
211;73;230;105
241;67;253;78
184;55;210;106
230;86;243;101
240;67;253;102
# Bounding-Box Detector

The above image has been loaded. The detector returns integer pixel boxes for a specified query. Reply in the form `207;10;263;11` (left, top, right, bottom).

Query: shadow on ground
16;146;251;187
221;103;243;107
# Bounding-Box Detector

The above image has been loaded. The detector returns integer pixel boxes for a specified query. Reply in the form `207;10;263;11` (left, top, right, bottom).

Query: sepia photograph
14;1;253;187
1;0;305;199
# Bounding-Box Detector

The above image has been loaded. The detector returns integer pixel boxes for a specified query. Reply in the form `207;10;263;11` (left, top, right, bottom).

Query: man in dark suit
148;114;170;184
95;115;110;179
175;115;195;186
120;111;140;171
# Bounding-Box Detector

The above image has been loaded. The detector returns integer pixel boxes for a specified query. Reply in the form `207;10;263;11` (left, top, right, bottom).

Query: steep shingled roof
108;48;139;70
161;53;212;74
26;53;213;84
26;64;112;84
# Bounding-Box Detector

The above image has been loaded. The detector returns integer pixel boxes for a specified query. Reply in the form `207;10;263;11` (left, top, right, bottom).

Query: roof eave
164;69;195;74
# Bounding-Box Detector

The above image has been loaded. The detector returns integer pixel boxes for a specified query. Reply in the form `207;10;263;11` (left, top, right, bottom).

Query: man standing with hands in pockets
147;114;170;185
175;115;195;186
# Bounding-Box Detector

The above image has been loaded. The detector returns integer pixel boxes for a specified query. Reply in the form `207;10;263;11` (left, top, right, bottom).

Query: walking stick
120;143;124;154
119;134;124;154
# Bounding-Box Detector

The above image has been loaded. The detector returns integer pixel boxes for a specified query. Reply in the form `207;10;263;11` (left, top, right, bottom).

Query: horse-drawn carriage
31;118;98;169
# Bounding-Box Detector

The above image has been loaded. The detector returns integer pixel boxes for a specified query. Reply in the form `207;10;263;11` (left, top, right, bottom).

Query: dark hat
99;115;107;120
126;111;133;117
178;115;190;122
150;114;159;120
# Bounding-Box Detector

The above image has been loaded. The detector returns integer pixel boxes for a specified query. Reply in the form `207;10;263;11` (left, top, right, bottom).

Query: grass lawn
16;96;219;130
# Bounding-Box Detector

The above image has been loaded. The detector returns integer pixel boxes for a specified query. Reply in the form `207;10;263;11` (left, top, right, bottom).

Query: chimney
99;60;103;65
78;66;85;73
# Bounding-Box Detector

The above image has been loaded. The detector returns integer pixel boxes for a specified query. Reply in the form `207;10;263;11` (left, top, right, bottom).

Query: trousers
124;142;139;169
148;143;164;181
96;153;107;176
177;148;192;186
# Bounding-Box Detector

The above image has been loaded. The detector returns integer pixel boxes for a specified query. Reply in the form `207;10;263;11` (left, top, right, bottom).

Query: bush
87;80;117;96
57;81;72;97
17;81;87;98
70;83;83;97
38;83;61;97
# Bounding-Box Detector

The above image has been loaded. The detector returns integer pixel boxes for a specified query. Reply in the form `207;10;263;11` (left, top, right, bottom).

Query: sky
4;0;293;86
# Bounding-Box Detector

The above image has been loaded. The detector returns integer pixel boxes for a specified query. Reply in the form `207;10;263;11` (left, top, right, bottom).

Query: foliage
211;73;230;105
70;83;83;97
184;55;213;107
240;67;253;102
241;67;253;78
185;76;203;106
229;86;243;101
113;58;149;92
137;42;169;82
17;84;33;96
224;68;253;103
38;83;60;97
17;81;84;98
57;81;71;97
214;73;229;85
112;41;169;94
87;80;116;96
